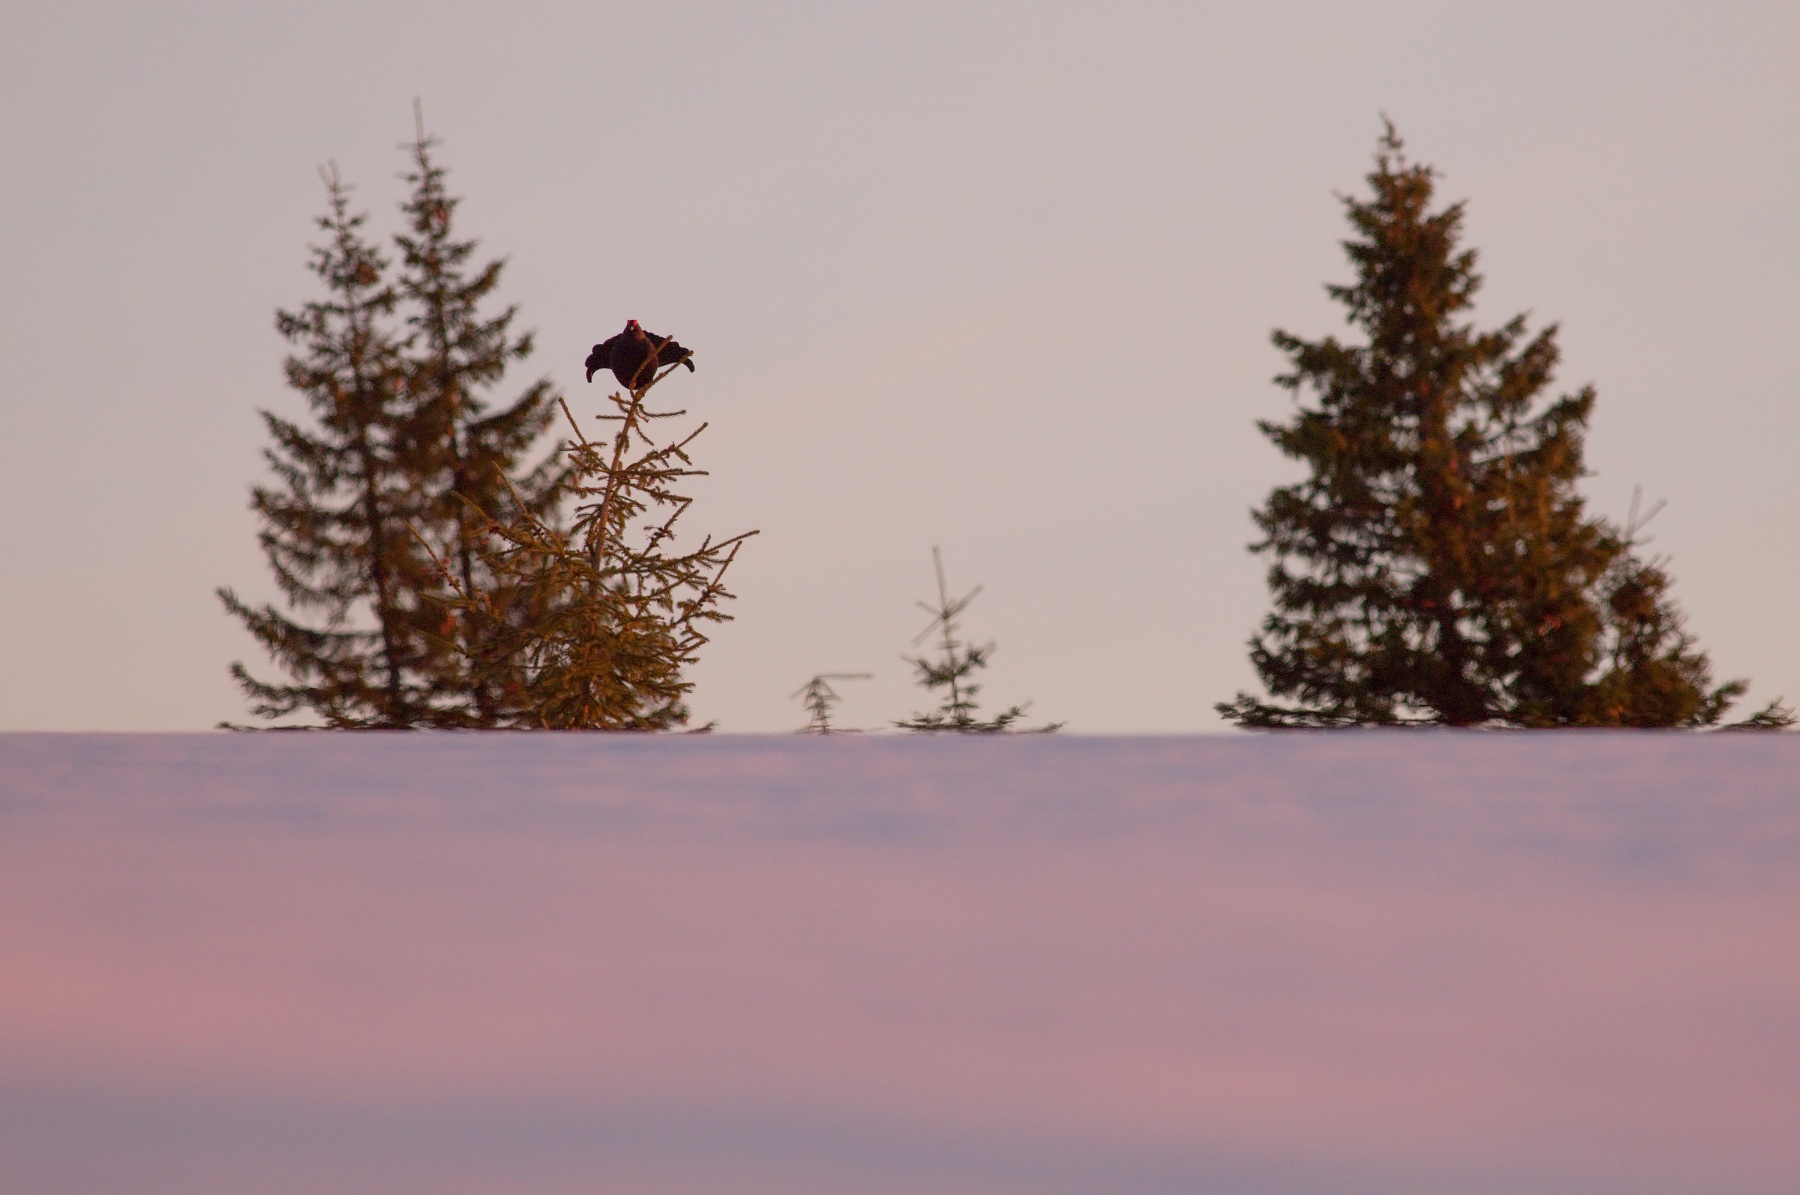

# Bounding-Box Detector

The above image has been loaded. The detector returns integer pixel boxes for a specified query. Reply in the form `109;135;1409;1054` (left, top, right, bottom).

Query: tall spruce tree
1219;124;1790;729
223;118;565;729
219;168;442;726
394;109;562;726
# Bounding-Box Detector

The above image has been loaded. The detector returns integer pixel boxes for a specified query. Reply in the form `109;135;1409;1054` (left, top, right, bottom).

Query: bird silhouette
584;320;695;389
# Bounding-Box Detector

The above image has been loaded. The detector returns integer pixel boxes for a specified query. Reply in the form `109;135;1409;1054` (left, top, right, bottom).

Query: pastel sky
3;1;1797;730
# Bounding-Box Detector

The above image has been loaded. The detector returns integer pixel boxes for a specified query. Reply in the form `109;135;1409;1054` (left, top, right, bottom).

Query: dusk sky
4;1;1797;730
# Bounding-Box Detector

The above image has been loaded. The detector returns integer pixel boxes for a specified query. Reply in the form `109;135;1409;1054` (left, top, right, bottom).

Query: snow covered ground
2;732;1797;1195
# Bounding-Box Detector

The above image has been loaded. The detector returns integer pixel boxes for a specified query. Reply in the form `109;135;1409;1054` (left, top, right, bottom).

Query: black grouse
584;320;695;390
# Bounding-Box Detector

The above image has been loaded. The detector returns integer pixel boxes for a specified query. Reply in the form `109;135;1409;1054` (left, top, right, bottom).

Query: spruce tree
793;673;870;733
422;362;755;729
1219;125;1790;729
218;168;441;727
896;548;1058;733
395;109;563;726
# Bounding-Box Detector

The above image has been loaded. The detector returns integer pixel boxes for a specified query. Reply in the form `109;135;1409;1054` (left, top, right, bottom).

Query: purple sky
4;733;1798;1193
3;2;1797;730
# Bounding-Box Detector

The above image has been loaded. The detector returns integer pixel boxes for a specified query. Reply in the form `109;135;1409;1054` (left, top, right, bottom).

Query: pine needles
421;357;755;729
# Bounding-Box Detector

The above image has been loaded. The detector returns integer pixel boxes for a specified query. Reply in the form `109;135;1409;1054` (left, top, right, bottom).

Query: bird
584;320;695;390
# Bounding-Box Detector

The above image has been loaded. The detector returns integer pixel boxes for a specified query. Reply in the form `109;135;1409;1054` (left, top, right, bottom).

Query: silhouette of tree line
222;115;1788;731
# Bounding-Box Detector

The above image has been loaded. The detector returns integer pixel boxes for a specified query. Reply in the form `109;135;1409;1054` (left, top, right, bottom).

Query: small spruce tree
793;673;871;733
422;359;755;728
1219;124;1790;729
218;168;442;727
896;548;1058;733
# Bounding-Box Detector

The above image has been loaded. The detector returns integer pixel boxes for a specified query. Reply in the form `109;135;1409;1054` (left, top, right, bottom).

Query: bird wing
648;333;695;371
583;338;615;383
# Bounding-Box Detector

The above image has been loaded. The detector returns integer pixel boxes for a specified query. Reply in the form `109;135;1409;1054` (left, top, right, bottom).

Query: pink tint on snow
1;733;1797;1194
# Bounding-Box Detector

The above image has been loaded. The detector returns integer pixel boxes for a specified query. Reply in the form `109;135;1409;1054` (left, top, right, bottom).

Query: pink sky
4;2;1798;733
2;733;1797;1193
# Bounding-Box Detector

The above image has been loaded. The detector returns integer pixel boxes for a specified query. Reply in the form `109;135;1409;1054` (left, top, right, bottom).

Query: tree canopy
218;169;442;727
1219;125;1790;730
221;120;561;728
423;361;755;729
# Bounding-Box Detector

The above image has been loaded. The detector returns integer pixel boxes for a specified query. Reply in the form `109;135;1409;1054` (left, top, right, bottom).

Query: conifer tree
218;168;441;726
395;108;563;726
422;361;755;729
793;673;870;733
1219;125;1790;729
897;548;1058;732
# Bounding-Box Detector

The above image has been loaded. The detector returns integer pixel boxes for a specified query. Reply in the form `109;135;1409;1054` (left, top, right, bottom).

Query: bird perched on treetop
584;320;695;390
